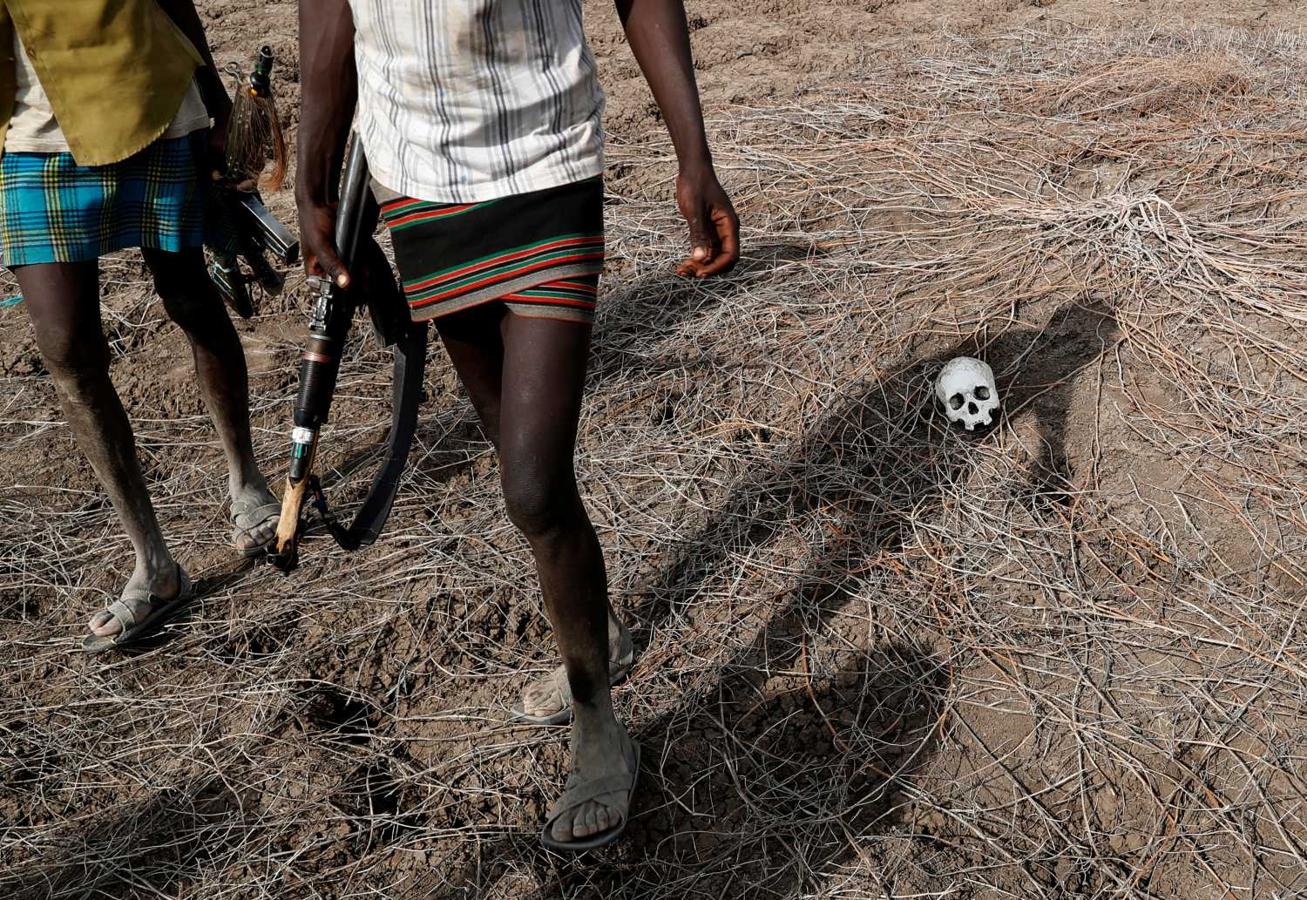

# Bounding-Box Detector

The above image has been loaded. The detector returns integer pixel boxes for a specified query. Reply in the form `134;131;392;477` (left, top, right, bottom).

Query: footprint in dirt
297;683;427;854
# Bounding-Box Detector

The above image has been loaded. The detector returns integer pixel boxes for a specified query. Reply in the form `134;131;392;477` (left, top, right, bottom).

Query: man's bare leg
142;247;277;552
439;304;626;724
433;301;506;447
435;305;634;842
497;312;634;842
18;262;180;635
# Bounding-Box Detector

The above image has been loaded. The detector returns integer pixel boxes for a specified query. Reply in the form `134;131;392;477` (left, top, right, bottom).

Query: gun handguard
271;135;373;568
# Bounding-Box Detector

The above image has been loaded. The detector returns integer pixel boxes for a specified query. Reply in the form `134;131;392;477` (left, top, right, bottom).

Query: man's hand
676;165;739;278
298;200;351;289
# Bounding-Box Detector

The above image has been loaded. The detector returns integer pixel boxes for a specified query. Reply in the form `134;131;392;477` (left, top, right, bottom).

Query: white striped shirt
349;0;605;204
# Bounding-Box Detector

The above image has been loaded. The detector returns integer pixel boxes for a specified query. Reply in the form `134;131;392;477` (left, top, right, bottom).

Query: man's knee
148;253;221;329
37;323;109;393
155;278;216;326
501;459;578;540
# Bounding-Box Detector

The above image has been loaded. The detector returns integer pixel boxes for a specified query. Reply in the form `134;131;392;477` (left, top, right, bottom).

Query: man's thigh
15;261;107;370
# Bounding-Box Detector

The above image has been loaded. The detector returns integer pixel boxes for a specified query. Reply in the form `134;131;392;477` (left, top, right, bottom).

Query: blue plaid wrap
0;132;208;267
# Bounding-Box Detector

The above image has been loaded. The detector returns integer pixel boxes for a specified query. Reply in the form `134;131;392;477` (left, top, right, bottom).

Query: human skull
935;357;999;431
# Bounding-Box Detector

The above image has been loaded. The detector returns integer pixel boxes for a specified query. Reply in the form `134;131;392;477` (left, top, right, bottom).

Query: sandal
231;493;280;557
541;739;640;853
512;620;635;726
82;565;195;654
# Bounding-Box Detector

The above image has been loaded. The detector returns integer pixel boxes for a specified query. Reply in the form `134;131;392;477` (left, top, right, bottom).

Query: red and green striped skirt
378;176;604;325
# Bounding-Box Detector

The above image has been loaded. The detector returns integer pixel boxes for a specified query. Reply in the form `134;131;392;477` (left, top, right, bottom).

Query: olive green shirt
0;0;203;166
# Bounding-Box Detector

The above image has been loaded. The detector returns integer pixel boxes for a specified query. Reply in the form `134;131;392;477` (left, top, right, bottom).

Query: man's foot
543;714;639;849
230;483;280;556
88;564;181;636
516;617;634;725
83;565;195;653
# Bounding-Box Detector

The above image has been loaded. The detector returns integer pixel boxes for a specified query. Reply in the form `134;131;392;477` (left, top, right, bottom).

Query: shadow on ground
315;242;810;506
15;295;1118;899
415;638;946;900
3;778;250;900
418;298;1120;898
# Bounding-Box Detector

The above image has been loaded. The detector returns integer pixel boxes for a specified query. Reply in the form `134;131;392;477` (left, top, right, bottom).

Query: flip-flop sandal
82;565;195;654
231;493;281;558
511;621;635;726
540;740;640;853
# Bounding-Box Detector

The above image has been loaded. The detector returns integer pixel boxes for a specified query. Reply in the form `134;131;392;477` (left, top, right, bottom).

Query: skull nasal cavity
967;402;979;415
975;385;990;400
949;394;965;410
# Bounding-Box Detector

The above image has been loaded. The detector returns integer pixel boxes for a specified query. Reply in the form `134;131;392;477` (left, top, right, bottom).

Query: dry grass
2;23;1306;899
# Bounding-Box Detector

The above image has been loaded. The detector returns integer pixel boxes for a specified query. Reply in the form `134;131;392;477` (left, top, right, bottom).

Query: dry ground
2;1;1305;898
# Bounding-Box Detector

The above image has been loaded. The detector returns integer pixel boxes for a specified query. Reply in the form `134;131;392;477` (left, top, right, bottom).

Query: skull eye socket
949;393;965;410
974;385;990;401
967;402;979;415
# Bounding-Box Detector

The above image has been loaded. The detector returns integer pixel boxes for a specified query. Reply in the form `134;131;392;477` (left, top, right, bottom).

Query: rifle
268;134;428;572
209;191;300;317
208;47;296;318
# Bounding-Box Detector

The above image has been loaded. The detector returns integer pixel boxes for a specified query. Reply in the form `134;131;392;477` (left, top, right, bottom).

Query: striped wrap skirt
378;176;604;325
0;132;207;267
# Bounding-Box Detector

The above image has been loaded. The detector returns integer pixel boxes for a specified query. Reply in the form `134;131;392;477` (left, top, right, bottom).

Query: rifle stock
272;431;316;551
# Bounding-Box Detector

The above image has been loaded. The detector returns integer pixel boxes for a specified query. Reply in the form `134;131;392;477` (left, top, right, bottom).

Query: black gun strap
308;474;354;549
341;319;428;547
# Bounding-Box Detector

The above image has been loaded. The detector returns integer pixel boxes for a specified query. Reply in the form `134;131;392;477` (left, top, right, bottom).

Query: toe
589;803;607;836
602;796;625;833
551;812;575;843
255;516;277;544
237;515;277;552
575;804;595;841
523;679;559;717
234;526;256;552
88;609;120;637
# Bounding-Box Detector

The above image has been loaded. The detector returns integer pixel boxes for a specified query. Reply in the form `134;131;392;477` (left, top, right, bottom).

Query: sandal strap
101;565;192;633
105;596;144;630
175;566;194;599
614;621;634;668
527;621;635;709
231;497;281;527
551;666;573;706
546;772;637;822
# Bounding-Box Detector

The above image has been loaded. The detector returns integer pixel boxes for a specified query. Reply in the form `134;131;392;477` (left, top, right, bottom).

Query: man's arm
295;0;359;288
156;0;232;172
615;0;738;277
157;0;227;113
